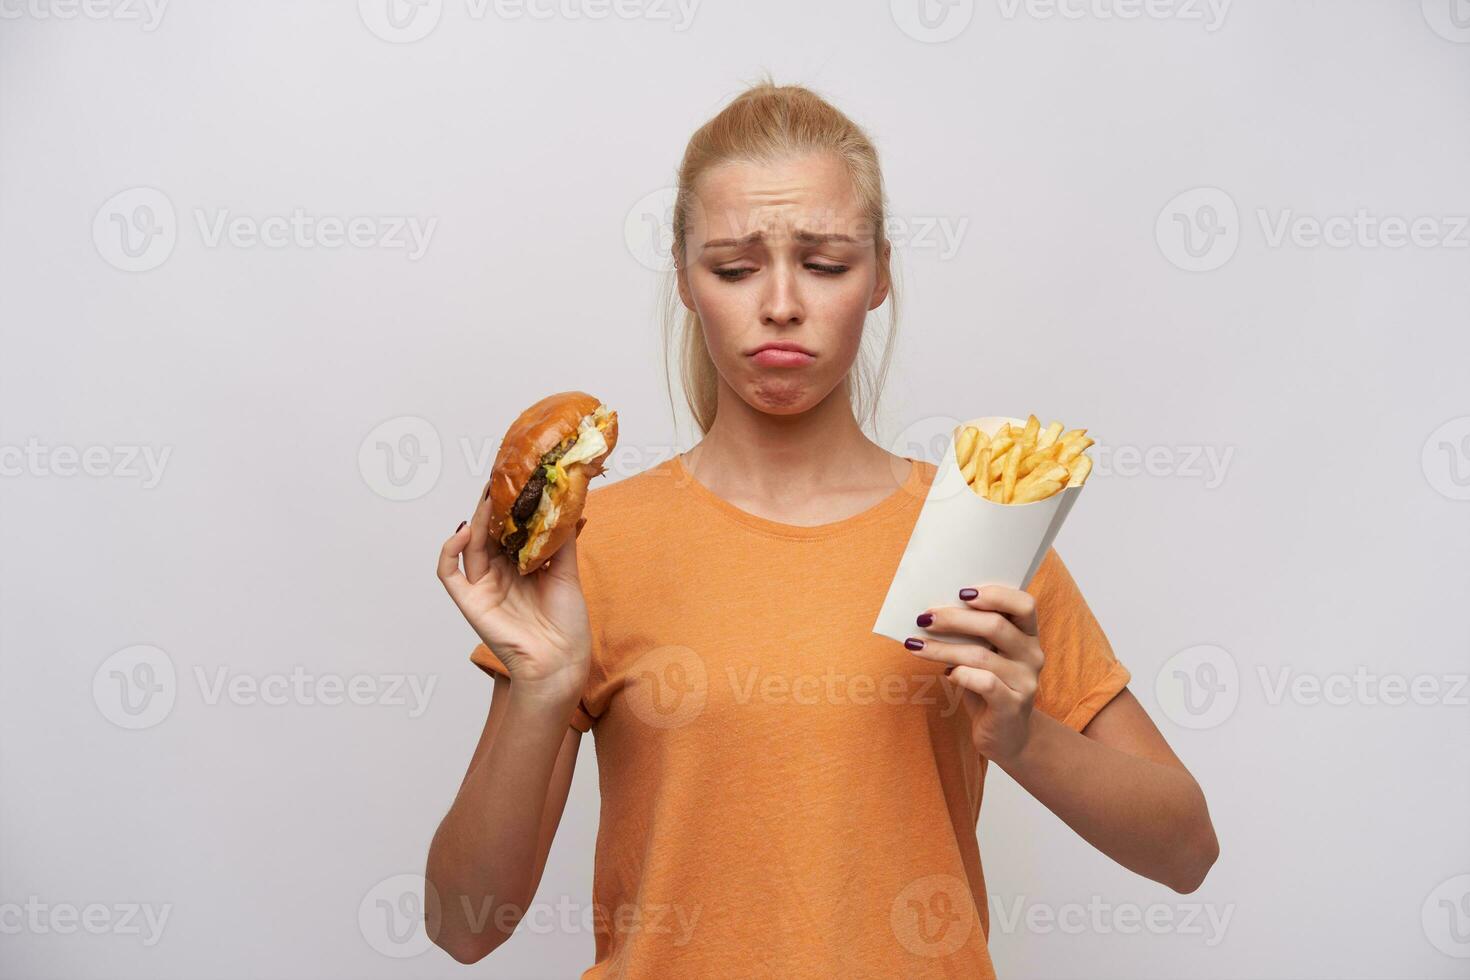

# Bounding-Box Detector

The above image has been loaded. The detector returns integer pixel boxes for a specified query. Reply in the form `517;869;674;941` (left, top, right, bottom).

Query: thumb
542;521;584;585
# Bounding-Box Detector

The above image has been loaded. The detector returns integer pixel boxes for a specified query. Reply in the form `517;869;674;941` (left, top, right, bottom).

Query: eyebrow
701;230;862;251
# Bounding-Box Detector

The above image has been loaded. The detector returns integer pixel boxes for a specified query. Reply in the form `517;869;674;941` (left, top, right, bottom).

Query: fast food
486;391;618;574
953;414;1094;504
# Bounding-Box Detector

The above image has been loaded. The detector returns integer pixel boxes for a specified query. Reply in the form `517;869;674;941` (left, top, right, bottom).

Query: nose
760;260;804;328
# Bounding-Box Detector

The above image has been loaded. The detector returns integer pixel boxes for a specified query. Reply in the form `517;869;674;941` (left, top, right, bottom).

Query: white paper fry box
872;416;1086;645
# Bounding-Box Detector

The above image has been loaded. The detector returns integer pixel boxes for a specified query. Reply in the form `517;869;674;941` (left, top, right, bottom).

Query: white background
2;0;1469;977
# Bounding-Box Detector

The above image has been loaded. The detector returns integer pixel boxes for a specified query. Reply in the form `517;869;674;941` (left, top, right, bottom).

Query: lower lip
751;349;815;367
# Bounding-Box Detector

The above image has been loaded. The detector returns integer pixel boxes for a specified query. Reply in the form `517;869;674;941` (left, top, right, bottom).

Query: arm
426;673;584;963
427;501;595;963
907;587;1219;894
998;688;1219;893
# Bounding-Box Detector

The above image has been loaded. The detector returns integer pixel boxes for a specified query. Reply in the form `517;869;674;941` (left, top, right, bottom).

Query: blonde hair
661;77;900;438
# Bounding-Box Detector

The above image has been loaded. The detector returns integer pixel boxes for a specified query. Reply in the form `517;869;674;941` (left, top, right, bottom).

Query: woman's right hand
436;477;592;704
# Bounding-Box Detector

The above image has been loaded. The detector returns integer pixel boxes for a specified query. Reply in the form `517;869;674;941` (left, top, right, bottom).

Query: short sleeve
1026;548;1131;733
469;642;597;733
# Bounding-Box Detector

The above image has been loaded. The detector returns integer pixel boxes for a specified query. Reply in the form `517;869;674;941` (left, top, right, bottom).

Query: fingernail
904;638;925;651
959;588;978;601
456;520;467;532
482;484;492;500
916;612;934;628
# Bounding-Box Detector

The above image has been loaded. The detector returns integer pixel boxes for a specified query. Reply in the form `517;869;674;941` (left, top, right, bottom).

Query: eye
806;262;849;275
713;267;754;281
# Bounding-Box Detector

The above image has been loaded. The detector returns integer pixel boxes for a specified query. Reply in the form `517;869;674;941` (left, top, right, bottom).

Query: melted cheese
521;404;613;559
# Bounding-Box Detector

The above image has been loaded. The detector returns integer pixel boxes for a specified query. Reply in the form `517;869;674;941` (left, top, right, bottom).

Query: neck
683;377;897;498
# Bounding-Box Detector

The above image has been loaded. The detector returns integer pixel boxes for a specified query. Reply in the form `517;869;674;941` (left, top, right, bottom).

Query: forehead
689;151;868;242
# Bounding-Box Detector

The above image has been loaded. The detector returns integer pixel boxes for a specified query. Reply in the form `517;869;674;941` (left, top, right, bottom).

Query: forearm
997;710;1219;893
426;686;579;961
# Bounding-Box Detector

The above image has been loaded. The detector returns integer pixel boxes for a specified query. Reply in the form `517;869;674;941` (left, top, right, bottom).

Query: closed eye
712;263;849;281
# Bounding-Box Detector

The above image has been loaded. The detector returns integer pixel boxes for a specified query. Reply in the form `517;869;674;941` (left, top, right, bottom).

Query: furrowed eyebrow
701;229;863;251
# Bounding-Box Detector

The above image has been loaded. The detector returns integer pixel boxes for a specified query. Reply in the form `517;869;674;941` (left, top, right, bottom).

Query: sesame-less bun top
486;391;618;574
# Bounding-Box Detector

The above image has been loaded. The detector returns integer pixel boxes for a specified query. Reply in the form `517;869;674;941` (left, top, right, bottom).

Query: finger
540;525;583;587
465;477;499;582
903;636;1031;695
958;584;1038;637
437;523;473;604
918;606;1035;668
946;665;1026;709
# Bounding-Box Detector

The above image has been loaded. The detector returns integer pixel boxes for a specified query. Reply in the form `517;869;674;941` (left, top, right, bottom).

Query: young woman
428;81;1218;978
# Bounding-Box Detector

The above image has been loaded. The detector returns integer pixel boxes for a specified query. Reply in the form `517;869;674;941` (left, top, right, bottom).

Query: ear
867;240;893;311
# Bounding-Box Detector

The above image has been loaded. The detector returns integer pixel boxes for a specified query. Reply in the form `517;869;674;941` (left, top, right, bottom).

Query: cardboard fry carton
871;416;1086;644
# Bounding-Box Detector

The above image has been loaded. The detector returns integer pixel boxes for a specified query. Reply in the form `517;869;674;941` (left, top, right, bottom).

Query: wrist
509;661;588;713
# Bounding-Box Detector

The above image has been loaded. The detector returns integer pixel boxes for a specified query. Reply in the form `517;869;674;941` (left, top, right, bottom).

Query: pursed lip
747;341;816;357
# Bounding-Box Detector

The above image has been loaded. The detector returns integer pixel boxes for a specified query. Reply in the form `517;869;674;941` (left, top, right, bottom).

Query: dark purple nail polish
904;637;925;651
456;520;467;532
959;588;978;601
916;612;934;628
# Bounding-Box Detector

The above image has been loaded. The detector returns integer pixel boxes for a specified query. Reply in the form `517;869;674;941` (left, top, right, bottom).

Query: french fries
952;414;1095;504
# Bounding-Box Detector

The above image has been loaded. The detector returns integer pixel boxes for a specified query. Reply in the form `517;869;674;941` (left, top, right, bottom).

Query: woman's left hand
904;585;1044;767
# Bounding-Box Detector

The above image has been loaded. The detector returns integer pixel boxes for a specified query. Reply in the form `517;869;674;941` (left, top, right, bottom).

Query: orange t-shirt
470;454;1131;978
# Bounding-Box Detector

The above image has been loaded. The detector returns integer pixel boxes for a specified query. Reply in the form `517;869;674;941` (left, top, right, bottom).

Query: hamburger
486;391;618;574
